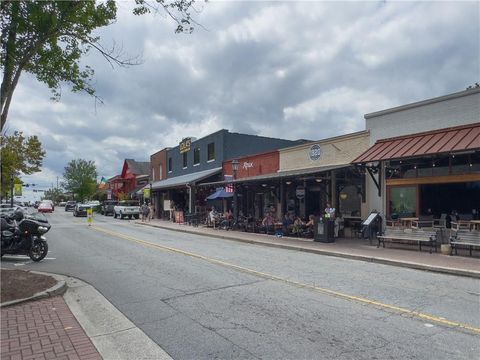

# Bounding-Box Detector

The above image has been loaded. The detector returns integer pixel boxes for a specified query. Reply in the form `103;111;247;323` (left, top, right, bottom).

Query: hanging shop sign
179;138;192;154
143;187;151;199
309;144;322;161
295;186;305;199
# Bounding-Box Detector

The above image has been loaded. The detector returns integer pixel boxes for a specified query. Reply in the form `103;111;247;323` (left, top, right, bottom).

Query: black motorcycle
1;209;51;262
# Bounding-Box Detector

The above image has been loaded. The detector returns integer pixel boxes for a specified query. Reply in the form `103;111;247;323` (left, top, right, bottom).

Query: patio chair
433;213;447;228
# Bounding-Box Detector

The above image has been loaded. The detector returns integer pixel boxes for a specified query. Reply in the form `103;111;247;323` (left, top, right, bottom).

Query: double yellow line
92;225;480;335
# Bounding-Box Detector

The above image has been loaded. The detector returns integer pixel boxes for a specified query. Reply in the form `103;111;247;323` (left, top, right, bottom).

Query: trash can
314;219;335;243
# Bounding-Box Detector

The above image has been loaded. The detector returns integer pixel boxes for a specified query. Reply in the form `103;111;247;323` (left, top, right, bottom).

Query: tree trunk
1;1;19;132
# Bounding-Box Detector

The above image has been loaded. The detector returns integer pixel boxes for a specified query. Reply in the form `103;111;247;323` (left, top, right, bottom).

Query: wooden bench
377;228;437;253
450;230;480;256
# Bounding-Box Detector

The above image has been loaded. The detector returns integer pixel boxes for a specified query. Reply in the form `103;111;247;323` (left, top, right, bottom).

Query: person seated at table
209;207;220;227
220;209;234;229
261;212;275;234
291;215;305;236
282;213;294;234
301;214;315;237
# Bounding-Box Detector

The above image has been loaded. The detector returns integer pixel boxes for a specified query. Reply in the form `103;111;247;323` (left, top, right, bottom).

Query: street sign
87;208;93;226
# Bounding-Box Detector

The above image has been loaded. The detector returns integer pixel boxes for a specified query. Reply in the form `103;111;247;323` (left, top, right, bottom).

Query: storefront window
207;142;215;161
451;154;472;175
389;186;417;217
338;185;361;217
194;148;200;165
183;152;187;168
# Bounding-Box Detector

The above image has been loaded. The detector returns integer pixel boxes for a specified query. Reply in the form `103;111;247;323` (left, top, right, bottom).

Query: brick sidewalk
1;296;101;360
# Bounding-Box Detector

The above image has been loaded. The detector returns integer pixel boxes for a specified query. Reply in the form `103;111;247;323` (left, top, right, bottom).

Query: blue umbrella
206;188;233;200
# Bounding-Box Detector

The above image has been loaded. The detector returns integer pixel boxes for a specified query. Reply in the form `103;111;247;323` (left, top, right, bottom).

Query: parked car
65;201;77;211
41;200;54;211
59;201;67;206
73;204;92;217
38;202;53;213
101;200;118;216
113;200;140;219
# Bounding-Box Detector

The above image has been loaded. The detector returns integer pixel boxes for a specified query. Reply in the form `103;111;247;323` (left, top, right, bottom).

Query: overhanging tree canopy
0;0;199;131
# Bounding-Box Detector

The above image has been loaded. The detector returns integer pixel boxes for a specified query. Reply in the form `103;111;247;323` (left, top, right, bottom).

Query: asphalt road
2;210;479;359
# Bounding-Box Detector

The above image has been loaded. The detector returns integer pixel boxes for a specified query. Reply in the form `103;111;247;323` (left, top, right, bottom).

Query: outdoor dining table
399;217;419;228
469;220;480;231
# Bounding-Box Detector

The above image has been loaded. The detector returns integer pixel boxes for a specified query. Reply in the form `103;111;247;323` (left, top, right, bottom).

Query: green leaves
62;158;97;201
0;131;46;198
1;0;200;131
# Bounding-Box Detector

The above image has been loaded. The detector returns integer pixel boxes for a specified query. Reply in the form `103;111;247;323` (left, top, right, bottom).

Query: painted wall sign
243;161;254;170
179;138;192;154
309;144;322;161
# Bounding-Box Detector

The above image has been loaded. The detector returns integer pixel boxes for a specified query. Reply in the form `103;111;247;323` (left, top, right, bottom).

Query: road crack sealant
91;225;480;335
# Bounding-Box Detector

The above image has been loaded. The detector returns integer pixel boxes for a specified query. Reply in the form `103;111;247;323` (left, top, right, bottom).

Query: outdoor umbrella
206;188;233;200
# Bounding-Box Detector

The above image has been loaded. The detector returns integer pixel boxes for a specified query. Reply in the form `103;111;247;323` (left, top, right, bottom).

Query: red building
223;150;279;179
107;159;150;200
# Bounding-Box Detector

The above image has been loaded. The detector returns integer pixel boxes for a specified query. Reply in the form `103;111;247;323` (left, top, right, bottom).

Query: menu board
362;212;379;226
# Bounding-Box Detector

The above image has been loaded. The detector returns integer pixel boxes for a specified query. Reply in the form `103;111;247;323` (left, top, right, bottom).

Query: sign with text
295;186;305;199
309;144;322;161
179;138;191;154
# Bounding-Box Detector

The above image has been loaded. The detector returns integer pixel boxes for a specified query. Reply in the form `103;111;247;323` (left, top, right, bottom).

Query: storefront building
278;131;370;221
354;123;480;220
357;87;480;219
151;130;302;219
214;131;370;232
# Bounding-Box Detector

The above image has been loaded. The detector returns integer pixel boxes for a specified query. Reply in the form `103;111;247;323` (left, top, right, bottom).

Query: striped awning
353;122;480;163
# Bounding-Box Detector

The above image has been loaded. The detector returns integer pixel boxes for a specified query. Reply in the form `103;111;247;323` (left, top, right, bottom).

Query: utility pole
10;173;14;207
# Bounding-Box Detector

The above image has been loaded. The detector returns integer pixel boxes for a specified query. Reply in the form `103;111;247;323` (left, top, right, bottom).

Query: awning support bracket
366;167;381;197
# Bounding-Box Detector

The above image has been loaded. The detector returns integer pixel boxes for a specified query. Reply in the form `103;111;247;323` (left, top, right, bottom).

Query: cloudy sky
6;0;479;198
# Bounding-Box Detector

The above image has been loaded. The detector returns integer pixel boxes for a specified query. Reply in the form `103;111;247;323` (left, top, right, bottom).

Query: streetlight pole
231;159;239;225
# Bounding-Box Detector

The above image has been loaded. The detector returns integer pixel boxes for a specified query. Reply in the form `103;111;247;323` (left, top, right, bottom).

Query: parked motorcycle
0;209;51;261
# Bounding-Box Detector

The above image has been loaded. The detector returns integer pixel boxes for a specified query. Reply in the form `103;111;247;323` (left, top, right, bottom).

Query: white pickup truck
113;200;140;219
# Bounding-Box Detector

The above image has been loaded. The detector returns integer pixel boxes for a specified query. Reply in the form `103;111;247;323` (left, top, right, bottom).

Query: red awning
353;122;480;163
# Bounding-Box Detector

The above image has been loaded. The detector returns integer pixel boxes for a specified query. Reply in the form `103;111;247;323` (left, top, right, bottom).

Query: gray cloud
6;1;479;183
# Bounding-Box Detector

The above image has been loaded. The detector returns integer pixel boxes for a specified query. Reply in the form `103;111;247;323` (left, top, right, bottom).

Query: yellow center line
92;225;480;334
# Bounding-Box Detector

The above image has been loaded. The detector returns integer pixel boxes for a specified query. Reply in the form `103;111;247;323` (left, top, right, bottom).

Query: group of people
208;207;234;229
140;202;155;222
259;211;316;237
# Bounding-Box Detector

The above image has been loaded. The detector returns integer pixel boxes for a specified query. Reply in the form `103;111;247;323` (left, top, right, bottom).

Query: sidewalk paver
1;296;101;360
136;218;480;277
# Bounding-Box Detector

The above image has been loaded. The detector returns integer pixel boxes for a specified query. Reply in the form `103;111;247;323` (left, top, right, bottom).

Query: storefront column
188;185;196;214
331;170;337;209
279;181;285;216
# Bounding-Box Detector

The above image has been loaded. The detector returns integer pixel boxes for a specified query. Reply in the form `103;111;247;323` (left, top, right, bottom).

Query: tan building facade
279;131;370;171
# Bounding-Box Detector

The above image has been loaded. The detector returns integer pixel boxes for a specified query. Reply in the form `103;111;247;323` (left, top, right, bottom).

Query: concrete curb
0;270;67;308
62;275;172;360
136;221;480;279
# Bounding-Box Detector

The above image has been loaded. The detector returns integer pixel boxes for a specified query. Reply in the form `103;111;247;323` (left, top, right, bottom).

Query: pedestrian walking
148;203;154;221
141;203;149;222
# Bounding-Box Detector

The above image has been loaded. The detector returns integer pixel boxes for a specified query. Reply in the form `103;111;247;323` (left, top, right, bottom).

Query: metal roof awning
136;184;150;195
353;122;480;163
198;164;349;187
152;167;222;191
